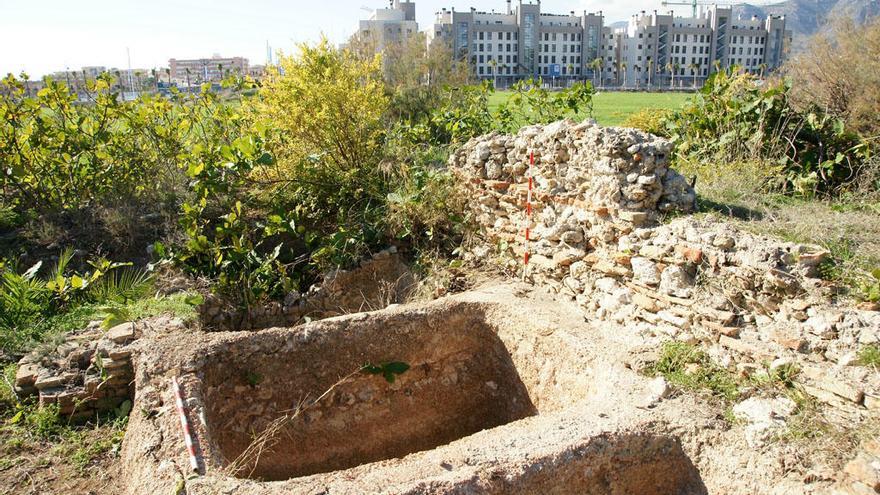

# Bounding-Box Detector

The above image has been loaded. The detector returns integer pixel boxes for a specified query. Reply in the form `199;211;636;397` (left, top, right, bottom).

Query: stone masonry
450;120;880;490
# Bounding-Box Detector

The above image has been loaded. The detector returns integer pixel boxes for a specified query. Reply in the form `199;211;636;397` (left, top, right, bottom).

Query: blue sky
0;0;684;78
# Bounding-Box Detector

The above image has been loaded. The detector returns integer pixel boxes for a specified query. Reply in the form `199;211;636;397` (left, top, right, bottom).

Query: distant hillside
734;0;880;51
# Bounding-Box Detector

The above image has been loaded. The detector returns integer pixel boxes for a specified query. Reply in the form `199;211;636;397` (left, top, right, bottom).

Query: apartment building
428;1;789;87
610;7;789;88
168;55;248;86
356;1;419;52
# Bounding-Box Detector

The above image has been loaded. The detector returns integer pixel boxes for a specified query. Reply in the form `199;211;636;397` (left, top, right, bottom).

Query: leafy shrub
0;74;189;214
401;78;595;146
405;81;497;145
252;38;388;172
385;155;467;251
623;108;672;136
167;41;395;307
496;79;595;129
664;68;867;196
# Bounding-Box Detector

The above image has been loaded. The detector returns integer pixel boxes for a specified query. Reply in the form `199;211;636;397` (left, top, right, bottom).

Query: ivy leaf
362;362;410;383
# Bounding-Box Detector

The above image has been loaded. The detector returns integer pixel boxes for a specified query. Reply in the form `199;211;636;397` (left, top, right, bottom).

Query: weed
643;341;740;402
0;364;17;414
57;426;125;472
858;269;880;302
8;403;64;440
858;345;880;368
244;371;263;387
778;388;830;441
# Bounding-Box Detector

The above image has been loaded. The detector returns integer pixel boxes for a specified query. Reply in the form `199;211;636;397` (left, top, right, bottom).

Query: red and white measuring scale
522;151;535;282
172;376;200;472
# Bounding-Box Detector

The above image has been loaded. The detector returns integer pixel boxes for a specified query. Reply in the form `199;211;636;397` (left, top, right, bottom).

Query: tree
620;61;628;88
164;68;171;85
646;59;654;88
185;68;191;88
590;57;603;89
489;58;498;88
689;63;699;88
424;40;469;87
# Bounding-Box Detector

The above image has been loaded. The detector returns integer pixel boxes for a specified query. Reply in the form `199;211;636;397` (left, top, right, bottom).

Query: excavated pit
126;292;707;494
201;312;538;481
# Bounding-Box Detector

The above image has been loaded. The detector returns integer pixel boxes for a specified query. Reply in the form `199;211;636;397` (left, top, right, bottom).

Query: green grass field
488;90;692;127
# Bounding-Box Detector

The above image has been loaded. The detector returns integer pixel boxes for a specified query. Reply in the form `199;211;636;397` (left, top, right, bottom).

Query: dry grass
681;155;880;301
222;369;362;478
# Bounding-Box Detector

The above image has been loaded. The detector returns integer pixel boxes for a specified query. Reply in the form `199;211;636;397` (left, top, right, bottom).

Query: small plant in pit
362;361;411;384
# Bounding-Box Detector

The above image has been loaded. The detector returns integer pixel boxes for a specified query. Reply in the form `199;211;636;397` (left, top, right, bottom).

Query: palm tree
758;63;768;79
164;68;171;85
590;57;603;89
567;63;574;85
185;68;191;88
151;68;158;92
689;63;699;89
620;61;627;88
665;62;674;89
646;59;654;88
488;59;498;88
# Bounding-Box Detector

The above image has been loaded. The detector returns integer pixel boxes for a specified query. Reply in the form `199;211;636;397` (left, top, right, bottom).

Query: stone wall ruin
449;119;879;424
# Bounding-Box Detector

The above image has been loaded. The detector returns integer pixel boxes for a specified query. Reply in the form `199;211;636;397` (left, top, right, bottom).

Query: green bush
859;344;880;367
623;108;672;136
859;269;880;303
165;41;394;308
398;78;595;146
0;74;189;214
0;251;149;354
664;68;868;196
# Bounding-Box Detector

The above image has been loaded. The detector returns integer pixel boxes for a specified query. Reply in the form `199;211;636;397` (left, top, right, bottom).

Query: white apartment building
428;1;789;87
609;7;789;88
356;1;419;52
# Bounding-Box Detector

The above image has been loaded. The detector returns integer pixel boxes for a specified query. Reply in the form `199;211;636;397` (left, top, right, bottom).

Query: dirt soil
0;425;123;495
114;282;841;495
